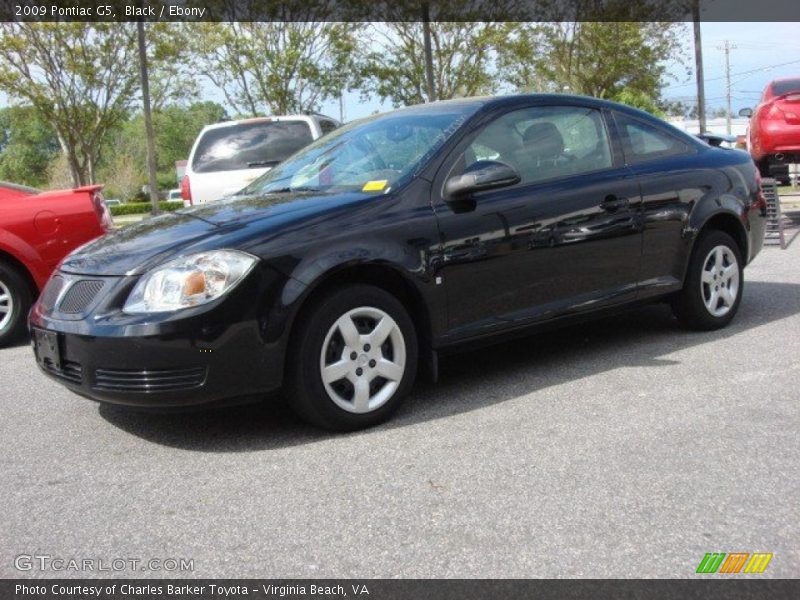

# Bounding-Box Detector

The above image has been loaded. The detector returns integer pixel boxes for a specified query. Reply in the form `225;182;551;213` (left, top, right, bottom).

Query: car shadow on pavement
98;280;800;452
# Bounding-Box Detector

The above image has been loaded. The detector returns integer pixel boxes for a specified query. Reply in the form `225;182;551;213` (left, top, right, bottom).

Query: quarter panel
628;149;755;296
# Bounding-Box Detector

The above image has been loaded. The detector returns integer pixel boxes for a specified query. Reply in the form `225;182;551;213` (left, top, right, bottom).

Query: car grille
41;358;83;384
58;280;105;313
39;276;65;312
93;366;207;393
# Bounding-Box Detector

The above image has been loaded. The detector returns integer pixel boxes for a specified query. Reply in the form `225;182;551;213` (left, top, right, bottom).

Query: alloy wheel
700;245;740;317
0;279;13;331
319;306;406;414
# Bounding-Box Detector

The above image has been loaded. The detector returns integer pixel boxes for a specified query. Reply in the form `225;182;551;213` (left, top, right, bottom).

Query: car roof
384;94;704;151
200;114;334;132
380;93;657;117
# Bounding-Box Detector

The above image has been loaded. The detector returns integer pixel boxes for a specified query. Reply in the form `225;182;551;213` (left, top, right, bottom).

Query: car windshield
238;106;477;196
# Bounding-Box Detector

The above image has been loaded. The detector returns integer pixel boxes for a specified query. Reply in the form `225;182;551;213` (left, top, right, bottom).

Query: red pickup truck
0;182;112;346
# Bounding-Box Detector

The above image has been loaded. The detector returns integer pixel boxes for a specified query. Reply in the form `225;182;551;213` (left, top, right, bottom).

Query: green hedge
109;201;184;216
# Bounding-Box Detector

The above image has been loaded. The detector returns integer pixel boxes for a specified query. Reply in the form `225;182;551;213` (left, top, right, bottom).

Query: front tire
0;261;34;347
672;230;743;330
287;284;418;431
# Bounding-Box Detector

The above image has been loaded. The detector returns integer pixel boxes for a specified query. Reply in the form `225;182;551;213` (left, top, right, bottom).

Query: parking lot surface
1;242;798;578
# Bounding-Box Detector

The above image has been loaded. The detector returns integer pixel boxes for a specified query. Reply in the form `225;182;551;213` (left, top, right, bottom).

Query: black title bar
2;0;800;22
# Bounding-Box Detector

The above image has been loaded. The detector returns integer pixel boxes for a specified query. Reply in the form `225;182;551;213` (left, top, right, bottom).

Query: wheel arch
0;247;39;298
0;230;50;292
290;261;433;343
278;261;437;384
696;211;749;264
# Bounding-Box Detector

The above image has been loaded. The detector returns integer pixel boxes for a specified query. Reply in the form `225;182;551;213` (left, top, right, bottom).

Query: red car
741;77;800;179
0;181;112;346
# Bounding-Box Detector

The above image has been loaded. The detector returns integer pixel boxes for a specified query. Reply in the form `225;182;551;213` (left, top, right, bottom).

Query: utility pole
718;39;736;135
692;1;706;134
137;20;160;216
421;2;436;102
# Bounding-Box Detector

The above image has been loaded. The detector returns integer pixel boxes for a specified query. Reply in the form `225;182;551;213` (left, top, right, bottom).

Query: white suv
182;114;339;204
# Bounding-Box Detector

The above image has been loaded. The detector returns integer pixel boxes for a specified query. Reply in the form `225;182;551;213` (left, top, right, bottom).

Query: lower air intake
93;366;207;393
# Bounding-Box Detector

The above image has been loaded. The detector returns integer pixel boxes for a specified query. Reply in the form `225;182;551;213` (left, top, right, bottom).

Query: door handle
600;195;629;212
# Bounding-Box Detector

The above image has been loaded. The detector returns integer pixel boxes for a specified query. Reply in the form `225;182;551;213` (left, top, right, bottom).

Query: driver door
432;104;643;340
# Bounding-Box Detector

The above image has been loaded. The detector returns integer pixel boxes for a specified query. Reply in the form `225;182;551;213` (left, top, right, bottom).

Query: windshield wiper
263;186;321;194
247;160;281;168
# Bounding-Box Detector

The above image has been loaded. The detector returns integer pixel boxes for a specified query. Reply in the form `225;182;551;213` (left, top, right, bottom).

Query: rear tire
0;261;34;347
672;230;743;331
287;284;418;431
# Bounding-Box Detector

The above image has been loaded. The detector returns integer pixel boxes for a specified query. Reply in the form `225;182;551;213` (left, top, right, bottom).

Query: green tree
102;149;144;202
190;21;362;116
0;23;139;186
359;22;506;107
498;22;687;108
0;106;59;187
0;23;193;187
98;101;227;195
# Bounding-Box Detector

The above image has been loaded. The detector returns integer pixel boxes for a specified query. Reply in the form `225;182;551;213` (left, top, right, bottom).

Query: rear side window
772;79;800;97
191;121;313;173
614;113;690;164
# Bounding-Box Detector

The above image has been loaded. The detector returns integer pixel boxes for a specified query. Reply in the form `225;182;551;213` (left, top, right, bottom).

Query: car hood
60;190;367;276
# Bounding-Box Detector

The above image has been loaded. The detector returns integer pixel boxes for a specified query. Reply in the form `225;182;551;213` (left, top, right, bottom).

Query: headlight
123;250;258;314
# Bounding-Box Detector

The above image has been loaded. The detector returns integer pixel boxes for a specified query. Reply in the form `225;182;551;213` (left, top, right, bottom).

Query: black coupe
30;95;767;430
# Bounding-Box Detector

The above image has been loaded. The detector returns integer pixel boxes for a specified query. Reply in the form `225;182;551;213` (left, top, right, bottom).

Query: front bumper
31;324;281;409
29;270;286;409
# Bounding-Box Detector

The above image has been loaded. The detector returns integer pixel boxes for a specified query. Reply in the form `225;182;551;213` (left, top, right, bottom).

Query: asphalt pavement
1;241;798;579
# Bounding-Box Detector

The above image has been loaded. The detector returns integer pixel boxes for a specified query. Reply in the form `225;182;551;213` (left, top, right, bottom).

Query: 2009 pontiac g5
30;95;767;430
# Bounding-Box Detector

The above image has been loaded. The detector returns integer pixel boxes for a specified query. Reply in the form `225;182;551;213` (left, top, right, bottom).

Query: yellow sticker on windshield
362;180;388;192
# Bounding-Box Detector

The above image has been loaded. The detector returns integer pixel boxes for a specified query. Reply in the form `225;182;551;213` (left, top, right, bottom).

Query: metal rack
761;178;798;249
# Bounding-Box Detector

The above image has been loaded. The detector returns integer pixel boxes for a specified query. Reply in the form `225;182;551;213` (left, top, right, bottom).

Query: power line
663;58;800;91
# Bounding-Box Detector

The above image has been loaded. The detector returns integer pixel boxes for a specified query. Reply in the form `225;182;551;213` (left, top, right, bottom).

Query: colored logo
696;552;773;574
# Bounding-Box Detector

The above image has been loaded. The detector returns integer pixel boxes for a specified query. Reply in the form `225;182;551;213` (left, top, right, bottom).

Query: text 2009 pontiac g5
30;95;767;430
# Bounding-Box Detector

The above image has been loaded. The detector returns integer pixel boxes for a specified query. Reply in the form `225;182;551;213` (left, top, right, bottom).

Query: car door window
614;113;690;164
460;106;613;185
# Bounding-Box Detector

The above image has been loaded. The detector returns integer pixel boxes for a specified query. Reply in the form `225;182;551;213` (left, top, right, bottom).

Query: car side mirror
444;160;520;201
738;107;753;118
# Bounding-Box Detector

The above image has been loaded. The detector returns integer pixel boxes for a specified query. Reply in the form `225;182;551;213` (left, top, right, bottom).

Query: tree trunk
421;3;436;102
137;21;160;216
56;132;82;187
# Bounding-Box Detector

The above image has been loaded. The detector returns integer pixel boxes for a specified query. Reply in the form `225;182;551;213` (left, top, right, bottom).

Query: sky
1;21;799;122
322;21;800;122
661;21;800;113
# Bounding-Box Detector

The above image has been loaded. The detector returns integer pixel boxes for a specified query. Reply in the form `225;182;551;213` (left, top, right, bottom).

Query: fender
263;238;441;344
0;230;50;291
680;193;749;281
285;237;431;299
